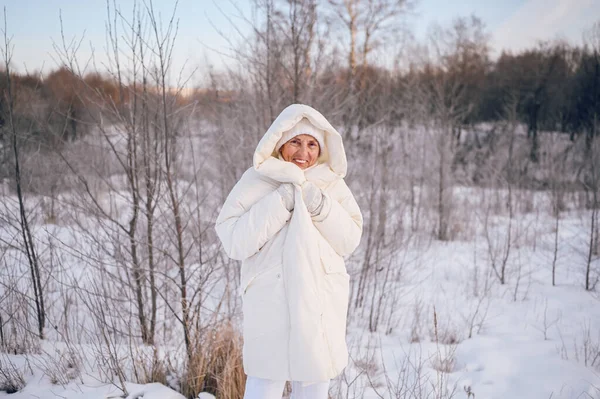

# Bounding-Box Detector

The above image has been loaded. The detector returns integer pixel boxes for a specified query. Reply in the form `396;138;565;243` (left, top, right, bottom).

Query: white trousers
243;376;330;399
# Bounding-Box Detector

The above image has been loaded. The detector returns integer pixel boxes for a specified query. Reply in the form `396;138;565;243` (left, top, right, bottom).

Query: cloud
493;0;598;53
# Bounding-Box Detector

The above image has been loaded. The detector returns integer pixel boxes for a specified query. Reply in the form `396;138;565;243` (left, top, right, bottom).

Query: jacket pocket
241;264;279;296
319;237;347;275
241;265;286;340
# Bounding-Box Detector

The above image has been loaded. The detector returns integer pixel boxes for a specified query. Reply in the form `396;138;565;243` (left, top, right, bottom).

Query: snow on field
1;182;599;399
0;379;185;399
335;208;600;399
0;340;185;398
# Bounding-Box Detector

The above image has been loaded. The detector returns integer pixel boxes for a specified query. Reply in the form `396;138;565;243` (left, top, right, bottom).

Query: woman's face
280;134;320;169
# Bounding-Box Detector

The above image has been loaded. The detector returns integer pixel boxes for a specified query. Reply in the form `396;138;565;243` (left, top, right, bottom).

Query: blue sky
2;0;251;76
2;0;599;75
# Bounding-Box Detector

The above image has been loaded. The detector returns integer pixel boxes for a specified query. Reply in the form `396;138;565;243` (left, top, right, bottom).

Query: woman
215;104;363;399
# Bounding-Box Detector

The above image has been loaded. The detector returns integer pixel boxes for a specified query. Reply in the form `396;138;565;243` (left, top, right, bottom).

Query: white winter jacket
215;104;363;382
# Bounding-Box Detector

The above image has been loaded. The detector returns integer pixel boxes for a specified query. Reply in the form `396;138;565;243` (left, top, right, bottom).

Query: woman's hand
277;183;295;211
301;181;325;216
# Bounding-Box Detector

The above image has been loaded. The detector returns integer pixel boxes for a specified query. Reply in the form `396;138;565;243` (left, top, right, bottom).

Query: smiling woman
215;104;363;399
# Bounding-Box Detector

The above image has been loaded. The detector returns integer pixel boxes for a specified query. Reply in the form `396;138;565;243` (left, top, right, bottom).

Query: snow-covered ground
1;178;599;399
331;206;600;399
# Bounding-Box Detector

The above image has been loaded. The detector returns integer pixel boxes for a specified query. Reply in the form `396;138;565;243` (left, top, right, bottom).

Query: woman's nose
298;144;309;155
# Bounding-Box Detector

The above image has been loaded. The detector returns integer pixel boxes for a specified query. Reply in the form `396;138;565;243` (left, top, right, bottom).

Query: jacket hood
253;104;347;179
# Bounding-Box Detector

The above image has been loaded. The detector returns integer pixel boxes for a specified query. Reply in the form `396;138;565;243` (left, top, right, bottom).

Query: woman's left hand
301;181;325;216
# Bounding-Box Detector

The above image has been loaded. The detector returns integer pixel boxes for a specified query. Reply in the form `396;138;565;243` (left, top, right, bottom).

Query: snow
1;163;599;399
333;207;600;399
1;381;186;399
0;354;184;399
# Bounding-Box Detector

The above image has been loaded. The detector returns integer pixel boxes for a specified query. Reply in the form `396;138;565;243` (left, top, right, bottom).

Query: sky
413;0;599;52
2;0;599;77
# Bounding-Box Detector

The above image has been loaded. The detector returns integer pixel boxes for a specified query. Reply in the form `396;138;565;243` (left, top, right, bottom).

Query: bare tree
546;133;569;287
280;0;318;103
487;95;520;285
1;10;45;339
327;0;412;133
327;0;411;76
420;68;468;241
579;22;600;291
582;137;600;291
422;16;490;241
525;44;564;163
583;21;600;156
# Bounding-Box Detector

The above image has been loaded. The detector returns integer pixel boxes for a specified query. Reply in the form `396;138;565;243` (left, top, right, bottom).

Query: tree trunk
4;59;45;339
529;103;539;163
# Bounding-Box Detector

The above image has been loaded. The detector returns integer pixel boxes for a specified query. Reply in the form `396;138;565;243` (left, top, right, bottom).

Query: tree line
1;17;598;171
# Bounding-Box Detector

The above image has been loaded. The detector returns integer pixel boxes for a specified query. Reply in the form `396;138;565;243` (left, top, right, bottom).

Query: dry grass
431;307;458;374
39;347;81;386
182;321;246;399
558;319;600;372
0;354;26;394
131;346;168;386
0;294;42;356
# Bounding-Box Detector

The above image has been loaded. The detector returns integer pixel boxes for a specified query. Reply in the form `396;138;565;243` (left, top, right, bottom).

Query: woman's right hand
277;183;295;211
